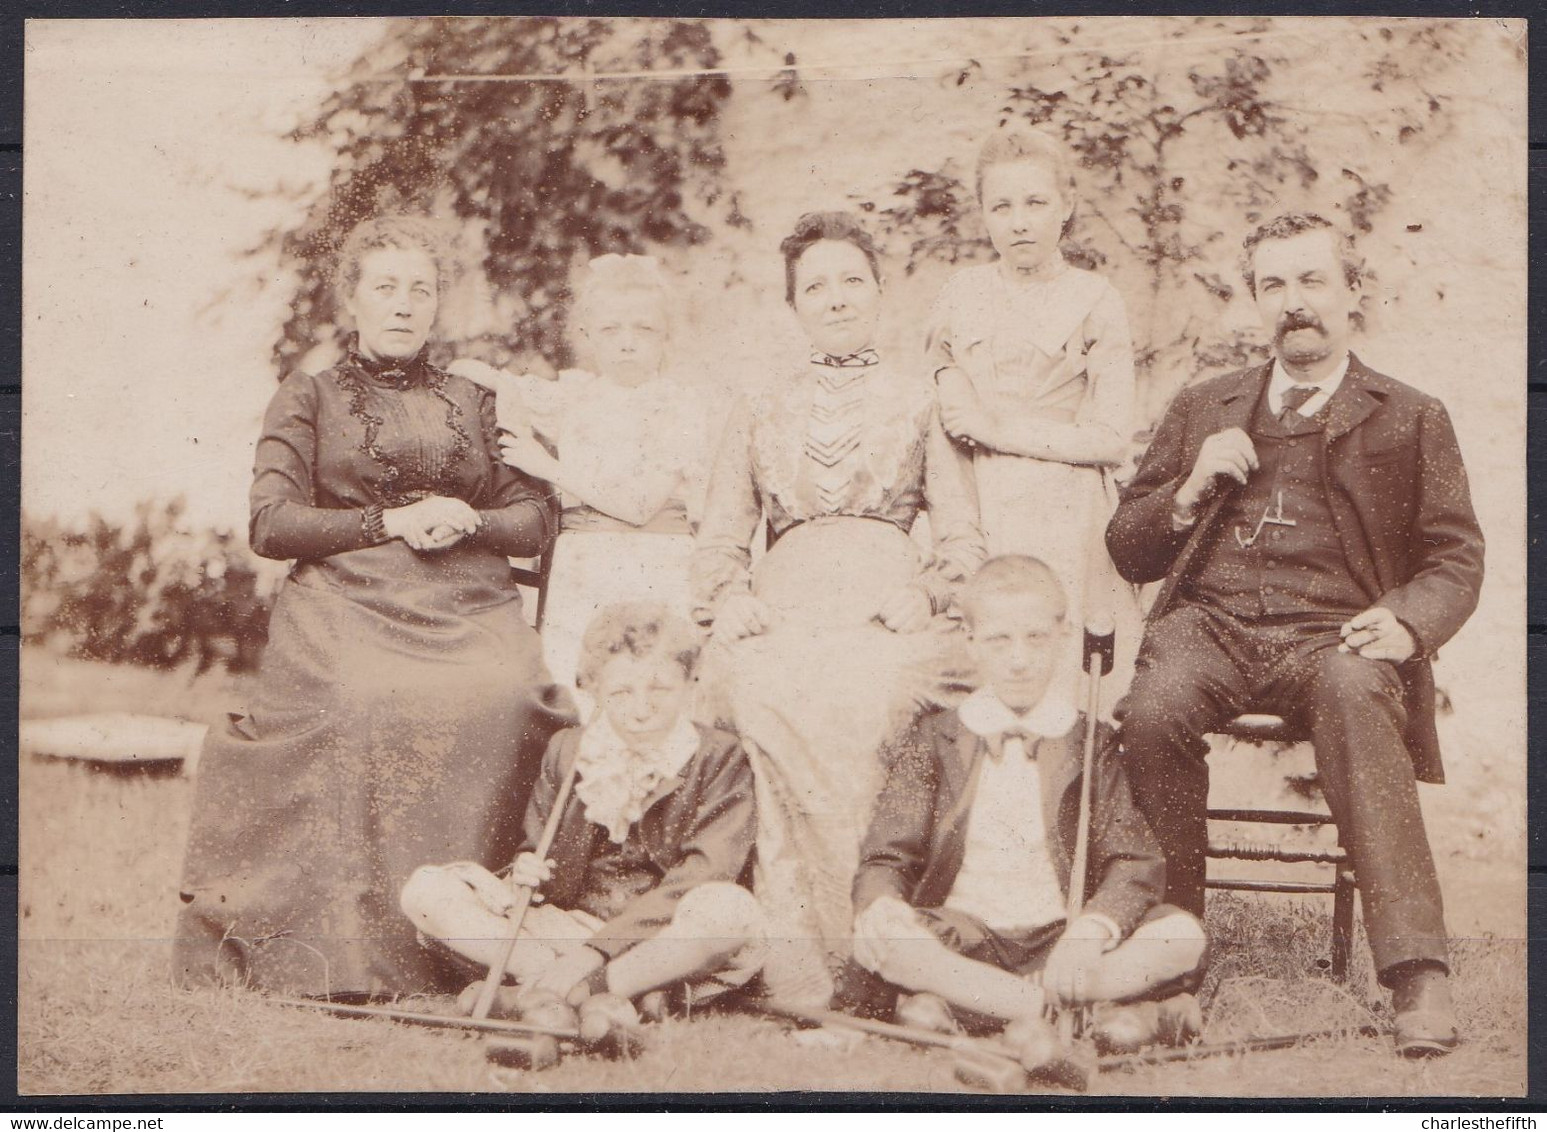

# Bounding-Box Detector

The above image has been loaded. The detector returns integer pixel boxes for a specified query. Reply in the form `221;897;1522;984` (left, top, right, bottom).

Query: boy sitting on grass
401;602;763;1048
849;555;1207;1065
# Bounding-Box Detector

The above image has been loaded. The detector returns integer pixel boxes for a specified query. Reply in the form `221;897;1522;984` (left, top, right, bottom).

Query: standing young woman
175;216;572;999
928;126;1142;714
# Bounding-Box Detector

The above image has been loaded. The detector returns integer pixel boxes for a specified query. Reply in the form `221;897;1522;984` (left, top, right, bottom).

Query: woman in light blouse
693;211;985;1008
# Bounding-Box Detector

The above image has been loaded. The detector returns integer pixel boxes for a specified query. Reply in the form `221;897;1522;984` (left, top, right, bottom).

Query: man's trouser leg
1120;604;1252;916
1264;635;1450;983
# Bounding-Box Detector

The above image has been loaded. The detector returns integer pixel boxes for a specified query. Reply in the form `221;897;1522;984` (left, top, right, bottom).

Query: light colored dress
927;262;1141;716
513;369;716;703
693;355;985;1007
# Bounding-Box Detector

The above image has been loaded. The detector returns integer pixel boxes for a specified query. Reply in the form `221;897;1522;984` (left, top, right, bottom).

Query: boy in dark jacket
850;556;1206;1057
402;602;762;1043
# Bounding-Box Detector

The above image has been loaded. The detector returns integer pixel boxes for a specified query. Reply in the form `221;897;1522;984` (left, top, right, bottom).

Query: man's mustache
1276;312;1325;336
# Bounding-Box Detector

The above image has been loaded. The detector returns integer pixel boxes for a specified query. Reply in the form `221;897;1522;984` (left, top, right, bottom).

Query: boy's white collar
959;686;1078;740
573;713;700;843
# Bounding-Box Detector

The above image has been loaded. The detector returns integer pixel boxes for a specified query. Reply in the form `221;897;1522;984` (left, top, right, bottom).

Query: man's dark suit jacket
1104;354;1485;783
518;723;756;958
853;707;1165;938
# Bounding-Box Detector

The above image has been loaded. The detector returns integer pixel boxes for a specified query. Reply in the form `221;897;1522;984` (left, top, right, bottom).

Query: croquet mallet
274;997;573;1071
468;752;583;1020
1056;615;1116;1044
761;1001;1036;1091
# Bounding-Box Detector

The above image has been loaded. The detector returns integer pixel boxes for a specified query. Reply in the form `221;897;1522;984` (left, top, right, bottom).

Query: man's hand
937;370;1001;449
852;896;931;975
531;943;606;1001
712;592;775;644
1339;606;1417;663
1174;428;1259;522
875;584;933;634
1041;915;1115;1008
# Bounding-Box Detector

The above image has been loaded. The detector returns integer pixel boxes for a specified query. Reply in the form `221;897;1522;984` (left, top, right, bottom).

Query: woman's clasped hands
383;495;481;552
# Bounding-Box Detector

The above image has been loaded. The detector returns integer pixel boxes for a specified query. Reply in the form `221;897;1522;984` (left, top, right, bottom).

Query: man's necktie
1280;383;1320;426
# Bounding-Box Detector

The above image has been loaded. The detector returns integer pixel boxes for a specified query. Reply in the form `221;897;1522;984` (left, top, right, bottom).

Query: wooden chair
1206;712;1357;981
509;543;555;630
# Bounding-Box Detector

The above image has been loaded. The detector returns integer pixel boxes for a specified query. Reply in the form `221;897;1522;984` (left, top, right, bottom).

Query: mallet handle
762;1001;1017;1062
1068;616;1114;921
275;996;577;1039
1061;618;1114;1045
470;752;583;1020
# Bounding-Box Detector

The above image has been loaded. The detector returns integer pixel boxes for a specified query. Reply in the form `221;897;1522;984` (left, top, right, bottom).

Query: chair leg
1330;867;1356;982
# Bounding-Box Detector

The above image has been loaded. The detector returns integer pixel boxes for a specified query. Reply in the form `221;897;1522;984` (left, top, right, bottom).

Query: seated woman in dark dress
174;215;573;999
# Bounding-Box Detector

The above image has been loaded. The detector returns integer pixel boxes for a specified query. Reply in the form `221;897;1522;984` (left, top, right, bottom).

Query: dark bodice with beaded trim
248;349;559;566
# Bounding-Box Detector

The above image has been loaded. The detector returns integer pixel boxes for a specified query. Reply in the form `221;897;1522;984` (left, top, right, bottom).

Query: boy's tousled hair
576;601;701;690
959;554;1068;628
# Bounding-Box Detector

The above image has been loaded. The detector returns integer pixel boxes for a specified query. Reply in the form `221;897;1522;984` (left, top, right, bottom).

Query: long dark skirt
173;543;574;998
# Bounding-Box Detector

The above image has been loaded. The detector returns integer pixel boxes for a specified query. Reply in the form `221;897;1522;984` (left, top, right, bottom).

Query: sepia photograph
17;14;1527;1098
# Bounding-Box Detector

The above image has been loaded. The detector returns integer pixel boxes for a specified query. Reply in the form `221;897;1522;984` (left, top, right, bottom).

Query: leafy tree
259;17;734;376
856;18;1465;421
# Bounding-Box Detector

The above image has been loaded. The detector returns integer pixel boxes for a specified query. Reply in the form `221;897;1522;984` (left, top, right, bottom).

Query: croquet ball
485;1035;561;1071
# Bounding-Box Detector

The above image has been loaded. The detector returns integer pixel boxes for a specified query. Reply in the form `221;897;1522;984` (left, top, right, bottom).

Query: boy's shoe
895;992;963;1036
577;992;643;1059
515;988;581;1034
455;980;523;1020
1001;1016;1089;1091
638;989;673;1024
1155;993;1204;1048
1090;993;1202;1056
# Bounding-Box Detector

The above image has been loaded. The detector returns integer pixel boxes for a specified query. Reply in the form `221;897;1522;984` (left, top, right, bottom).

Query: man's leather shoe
1391;965;1460;1057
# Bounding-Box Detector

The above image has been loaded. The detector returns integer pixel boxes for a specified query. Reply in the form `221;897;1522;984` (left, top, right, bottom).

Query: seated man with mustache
1105;212;1484;1057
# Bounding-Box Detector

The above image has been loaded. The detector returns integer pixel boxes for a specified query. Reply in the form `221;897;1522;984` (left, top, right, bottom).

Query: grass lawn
16;651;1528;1099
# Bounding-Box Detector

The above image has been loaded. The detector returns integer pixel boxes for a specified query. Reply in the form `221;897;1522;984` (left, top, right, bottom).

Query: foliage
855;19;1465;413
261;17;734;376
21;501;274;674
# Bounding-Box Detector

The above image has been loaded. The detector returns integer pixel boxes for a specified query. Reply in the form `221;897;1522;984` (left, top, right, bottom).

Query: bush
21;500;275;674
